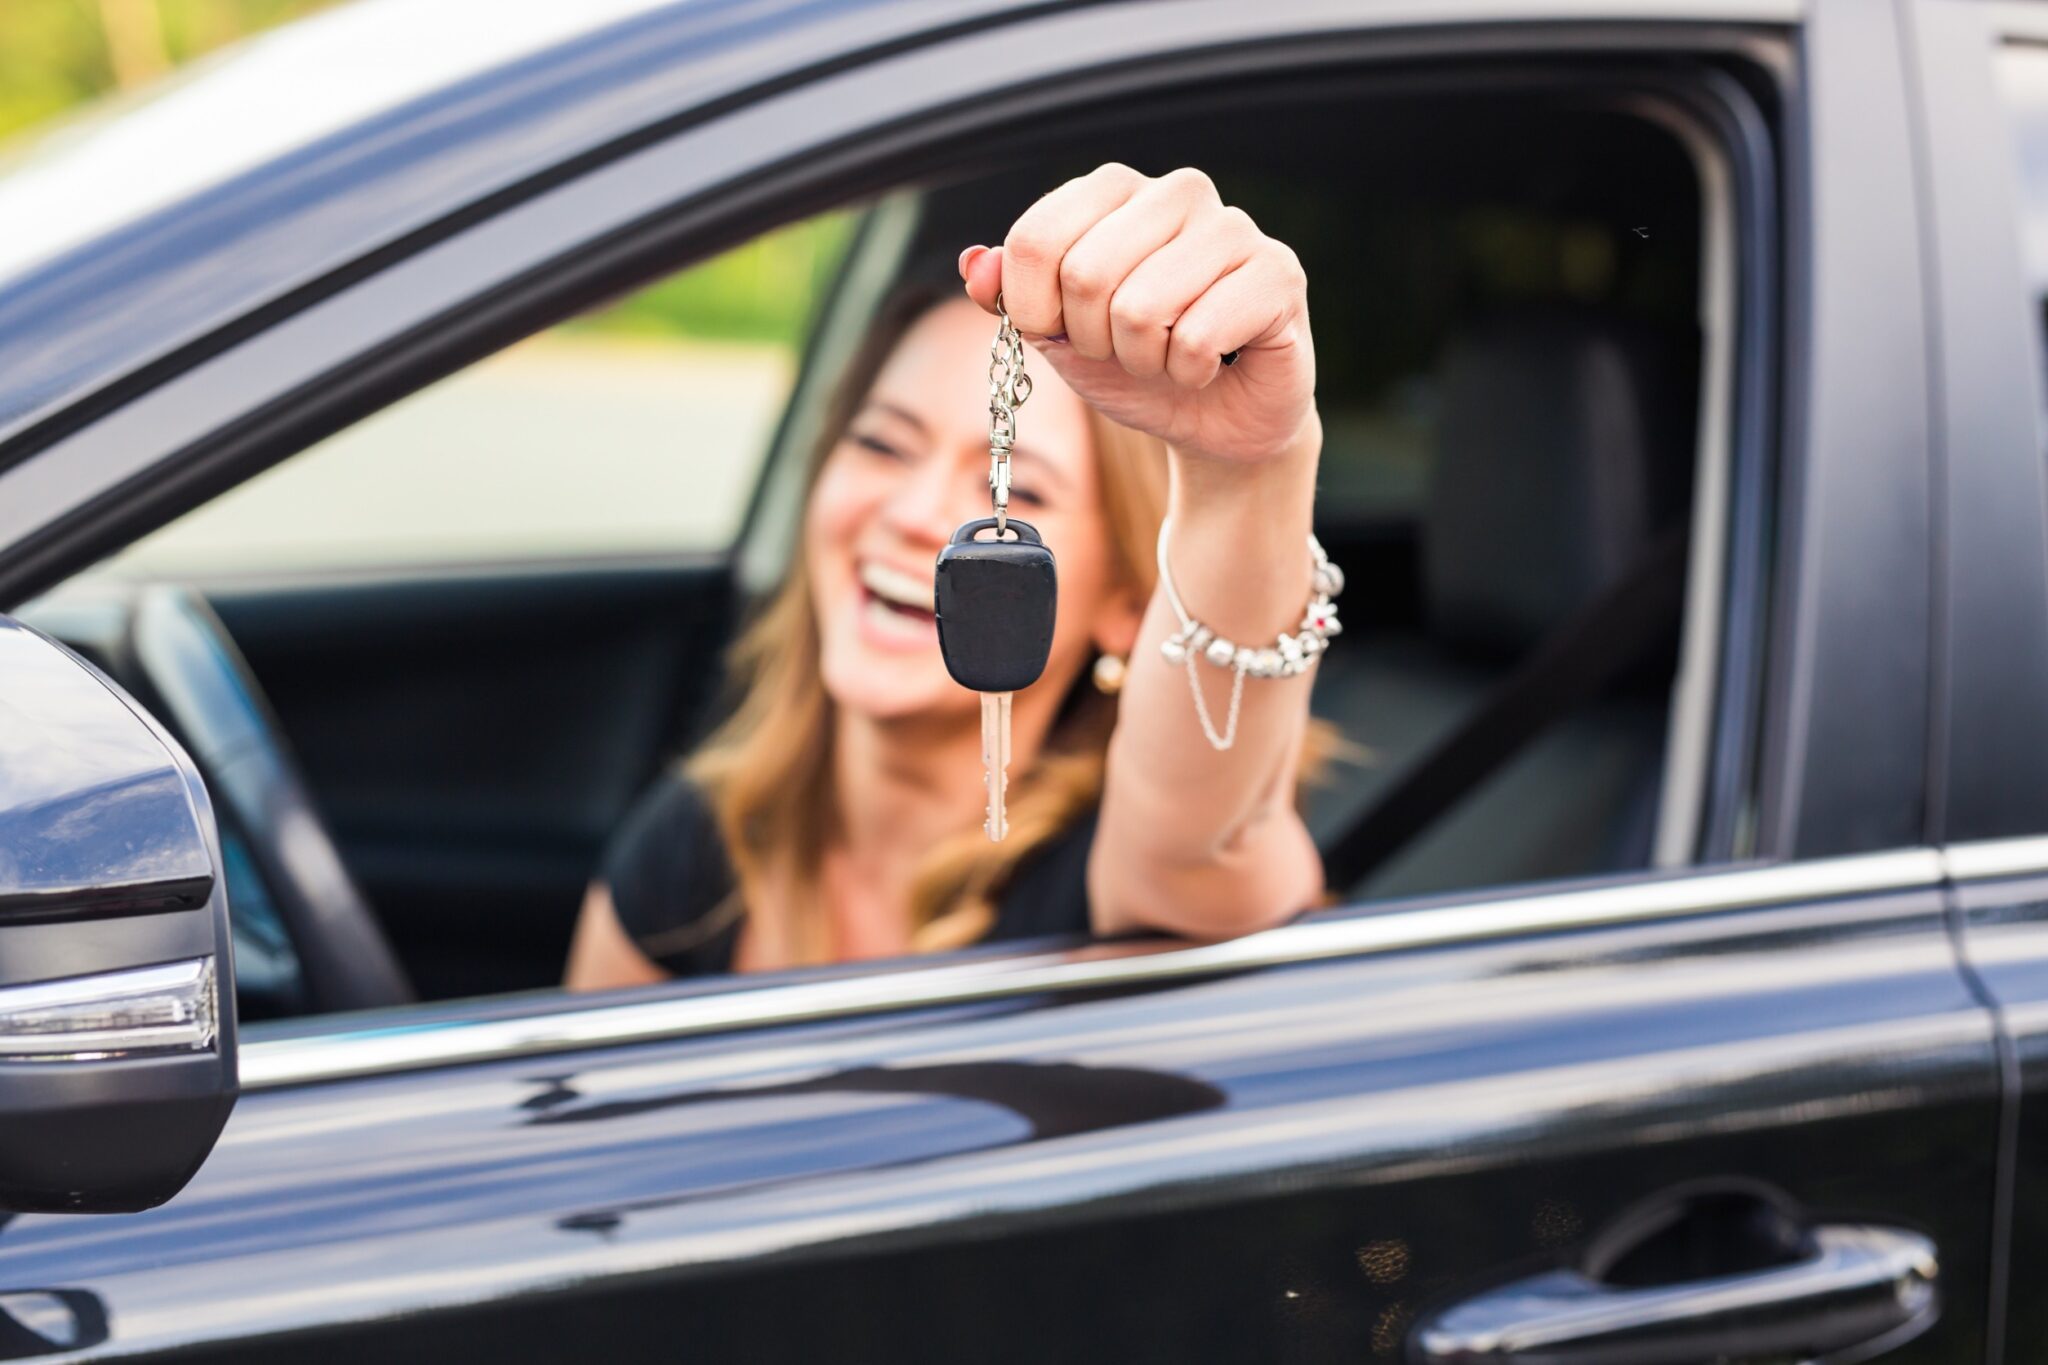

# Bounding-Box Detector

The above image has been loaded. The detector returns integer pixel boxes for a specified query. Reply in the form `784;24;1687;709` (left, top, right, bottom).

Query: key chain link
987;293;1032;536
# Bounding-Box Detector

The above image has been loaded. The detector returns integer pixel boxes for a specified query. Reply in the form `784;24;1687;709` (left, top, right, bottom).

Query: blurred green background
0;0;331;142
0;0;853;349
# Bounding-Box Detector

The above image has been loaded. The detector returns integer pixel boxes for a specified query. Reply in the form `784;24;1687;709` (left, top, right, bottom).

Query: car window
94;211;856;578
37;72;1740;1025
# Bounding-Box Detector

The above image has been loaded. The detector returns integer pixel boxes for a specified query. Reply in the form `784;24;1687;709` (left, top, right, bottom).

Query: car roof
0;0;1008;453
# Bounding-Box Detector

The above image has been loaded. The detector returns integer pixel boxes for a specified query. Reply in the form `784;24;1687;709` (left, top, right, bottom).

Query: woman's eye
851;433;905;460
1009;487;1046;509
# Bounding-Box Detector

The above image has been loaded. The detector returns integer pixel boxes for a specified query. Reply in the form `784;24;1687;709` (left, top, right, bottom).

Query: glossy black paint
1947;882;2048;1365
1909;6;2048;1363
0;883;1996;1359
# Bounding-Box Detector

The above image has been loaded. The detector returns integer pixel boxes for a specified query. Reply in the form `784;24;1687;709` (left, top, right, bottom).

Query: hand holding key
944;168;1322;842
958;163;1318;470
939;164;1329;929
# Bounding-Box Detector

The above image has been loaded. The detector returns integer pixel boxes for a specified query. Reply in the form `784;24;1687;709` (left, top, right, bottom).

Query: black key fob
934;517;1057;692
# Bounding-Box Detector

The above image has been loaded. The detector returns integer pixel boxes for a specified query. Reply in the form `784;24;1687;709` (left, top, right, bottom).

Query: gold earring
1092;653;1127;695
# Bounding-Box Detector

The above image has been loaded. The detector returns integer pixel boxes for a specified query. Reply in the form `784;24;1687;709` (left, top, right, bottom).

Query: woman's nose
879;449;978;545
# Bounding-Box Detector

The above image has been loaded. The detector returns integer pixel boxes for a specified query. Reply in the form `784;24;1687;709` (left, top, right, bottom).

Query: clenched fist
959;163;1318;467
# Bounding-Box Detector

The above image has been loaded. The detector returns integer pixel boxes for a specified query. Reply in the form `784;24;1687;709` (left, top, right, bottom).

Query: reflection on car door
0;860;2000;1361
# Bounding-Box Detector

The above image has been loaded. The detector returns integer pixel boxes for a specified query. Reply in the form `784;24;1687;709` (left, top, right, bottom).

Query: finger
1164;246;1304;390
1104;205;1260;379
1001;163;1145;337
960;244;1003;313
1057;169;1212;361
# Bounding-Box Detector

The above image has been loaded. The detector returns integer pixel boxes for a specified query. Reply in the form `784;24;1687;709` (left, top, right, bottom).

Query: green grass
568;212;861;349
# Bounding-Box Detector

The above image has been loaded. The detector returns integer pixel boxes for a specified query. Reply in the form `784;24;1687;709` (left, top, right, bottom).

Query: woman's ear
1090;584;1148;660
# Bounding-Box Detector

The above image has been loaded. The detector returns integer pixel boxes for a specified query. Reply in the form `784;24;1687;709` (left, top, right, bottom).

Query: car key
934;296;1055;841
936;517;1056;839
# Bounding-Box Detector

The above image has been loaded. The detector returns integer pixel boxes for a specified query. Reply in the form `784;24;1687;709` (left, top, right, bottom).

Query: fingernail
958;244;989;275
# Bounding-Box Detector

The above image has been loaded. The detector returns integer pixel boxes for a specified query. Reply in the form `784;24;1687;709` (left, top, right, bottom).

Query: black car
5;0;2048;1360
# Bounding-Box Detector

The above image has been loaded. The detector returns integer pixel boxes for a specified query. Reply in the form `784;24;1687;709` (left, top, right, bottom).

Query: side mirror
0;615;236;1213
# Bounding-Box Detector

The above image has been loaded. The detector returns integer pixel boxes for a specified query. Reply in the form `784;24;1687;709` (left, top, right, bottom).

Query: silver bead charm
1153;518;1348;750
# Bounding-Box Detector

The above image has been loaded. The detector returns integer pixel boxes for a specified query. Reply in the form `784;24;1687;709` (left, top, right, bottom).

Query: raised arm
959;164;1326;941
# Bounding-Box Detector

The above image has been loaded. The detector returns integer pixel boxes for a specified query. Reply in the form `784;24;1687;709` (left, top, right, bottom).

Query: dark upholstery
1309;308;1695;897
1425;308;1694;662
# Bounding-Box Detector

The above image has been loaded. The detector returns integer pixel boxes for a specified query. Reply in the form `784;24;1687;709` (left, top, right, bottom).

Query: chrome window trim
1940;836;2048;884
240;848;1940;1089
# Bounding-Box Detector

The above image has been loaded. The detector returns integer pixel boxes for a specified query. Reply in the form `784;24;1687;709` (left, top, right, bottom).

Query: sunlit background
0;0;332;141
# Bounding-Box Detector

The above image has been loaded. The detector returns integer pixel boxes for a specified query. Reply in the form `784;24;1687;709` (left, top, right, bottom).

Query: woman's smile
856;557;938;650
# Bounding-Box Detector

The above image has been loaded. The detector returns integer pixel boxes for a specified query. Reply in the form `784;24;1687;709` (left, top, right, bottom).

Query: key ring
987;292;1032;537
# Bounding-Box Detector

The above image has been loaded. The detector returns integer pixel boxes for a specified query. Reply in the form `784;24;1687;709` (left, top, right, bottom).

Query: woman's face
807;298;1129;725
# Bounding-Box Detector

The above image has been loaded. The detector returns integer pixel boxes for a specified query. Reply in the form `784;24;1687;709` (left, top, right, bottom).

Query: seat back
1309;307;1696;896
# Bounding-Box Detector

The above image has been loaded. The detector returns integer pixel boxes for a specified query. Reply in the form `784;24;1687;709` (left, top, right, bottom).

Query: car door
1913;5;2048;1364
0;1;2003;1362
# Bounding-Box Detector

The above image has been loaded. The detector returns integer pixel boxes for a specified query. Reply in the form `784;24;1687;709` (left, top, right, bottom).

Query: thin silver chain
1183;650;1249;750
987;293;1032;536
1156;516;1344;752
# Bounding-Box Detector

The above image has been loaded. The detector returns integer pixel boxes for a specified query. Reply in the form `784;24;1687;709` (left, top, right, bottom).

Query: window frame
2;2;1901;1072
1916;6;2048;845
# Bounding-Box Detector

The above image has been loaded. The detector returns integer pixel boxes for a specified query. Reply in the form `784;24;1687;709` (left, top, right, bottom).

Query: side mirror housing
0;615;236;1213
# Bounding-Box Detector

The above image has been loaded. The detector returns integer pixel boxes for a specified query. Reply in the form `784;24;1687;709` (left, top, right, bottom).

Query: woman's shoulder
599;768;742;975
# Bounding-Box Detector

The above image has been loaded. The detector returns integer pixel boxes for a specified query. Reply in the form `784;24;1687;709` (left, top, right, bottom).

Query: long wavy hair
685;286;1325;967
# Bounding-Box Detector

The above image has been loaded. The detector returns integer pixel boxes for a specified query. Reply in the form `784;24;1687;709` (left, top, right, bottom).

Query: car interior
19;71;1711;1023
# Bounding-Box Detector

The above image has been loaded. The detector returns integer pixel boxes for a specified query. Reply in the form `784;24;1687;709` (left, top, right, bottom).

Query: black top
600;771;1098;976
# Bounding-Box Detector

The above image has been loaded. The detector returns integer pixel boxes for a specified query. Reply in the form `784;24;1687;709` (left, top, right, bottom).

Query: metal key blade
981;691;1012;841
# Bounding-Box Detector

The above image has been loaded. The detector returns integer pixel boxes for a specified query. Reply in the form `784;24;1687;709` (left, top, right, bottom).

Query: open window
21;56;1764;1023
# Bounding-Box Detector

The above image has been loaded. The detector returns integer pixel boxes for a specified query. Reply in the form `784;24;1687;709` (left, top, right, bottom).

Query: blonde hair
686;287;1325;967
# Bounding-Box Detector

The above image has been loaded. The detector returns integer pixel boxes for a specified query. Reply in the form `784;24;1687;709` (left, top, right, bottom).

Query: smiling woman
570;285;1179;979
566;164;1336;988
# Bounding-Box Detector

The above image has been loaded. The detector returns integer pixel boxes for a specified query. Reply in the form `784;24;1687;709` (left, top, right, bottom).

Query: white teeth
863;596;931;638
859;560;934;612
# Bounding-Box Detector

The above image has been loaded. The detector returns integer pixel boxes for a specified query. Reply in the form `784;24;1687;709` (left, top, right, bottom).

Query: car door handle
1408;1222;1937;1365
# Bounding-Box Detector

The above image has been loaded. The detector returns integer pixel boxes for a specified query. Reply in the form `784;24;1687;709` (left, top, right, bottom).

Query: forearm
1093;418;1326;935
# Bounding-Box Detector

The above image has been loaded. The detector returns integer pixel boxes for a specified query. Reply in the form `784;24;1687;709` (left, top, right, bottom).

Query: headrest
1424;308;1694;662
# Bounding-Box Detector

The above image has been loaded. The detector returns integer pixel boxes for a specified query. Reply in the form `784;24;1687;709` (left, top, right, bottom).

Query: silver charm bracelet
1156;517;1344;751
